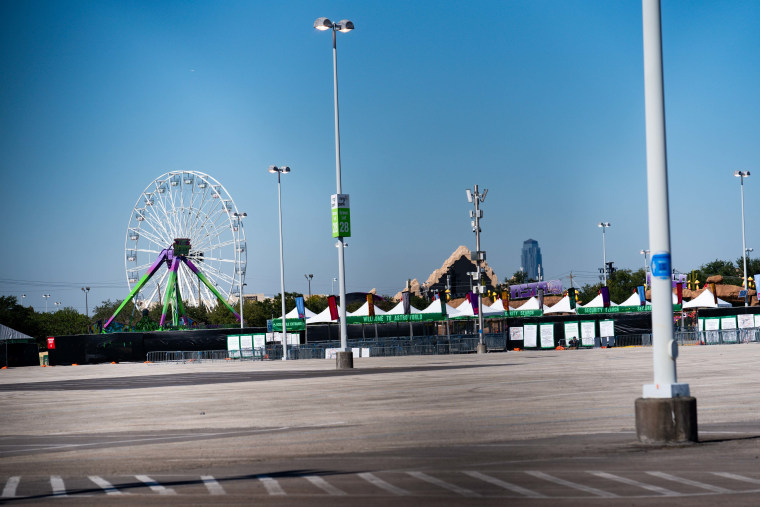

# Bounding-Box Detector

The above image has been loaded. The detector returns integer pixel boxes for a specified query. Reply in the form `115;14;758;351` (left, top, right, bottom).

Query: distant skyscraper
521;239;542;280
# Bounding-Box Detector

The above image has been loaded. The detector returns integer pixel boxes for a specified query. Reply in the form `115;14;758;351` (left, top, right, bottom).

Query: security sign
331;193;351;238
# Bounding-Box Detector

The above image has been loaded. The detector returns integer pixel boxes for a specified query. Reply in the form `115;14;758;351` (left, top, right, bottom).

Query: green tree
507;270;528;284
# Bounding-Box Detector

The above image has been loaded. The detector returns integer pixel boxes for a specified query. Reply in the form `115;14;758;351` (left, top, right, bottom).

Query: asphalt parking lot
1;345;759;505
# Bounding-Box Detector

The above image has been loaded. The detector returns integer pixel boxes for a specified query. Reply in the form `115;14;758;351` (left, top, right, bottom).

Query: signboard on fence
509;327;524;342
737;314;754;329
599;320;615;338
540;324;555;349
524;324;538;348
227;335;240;358
580;321;596;346
270;318;306;332
240;335;253;357
564;322;580;341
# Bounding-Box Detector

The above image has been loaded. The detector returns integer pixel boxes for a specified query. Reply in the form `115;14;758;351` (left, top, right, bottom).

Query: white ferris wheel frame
124;170;246;310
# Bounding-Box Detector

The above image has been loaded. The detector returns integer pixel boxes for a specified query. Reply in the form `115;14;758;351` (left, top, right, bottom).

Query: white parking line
588;471;679;496
50;476;68;497
464;471;546;498
526;471;618;498
201;475;226;495
2;476;20;498
711;472;760;486
646;471;732;493
407;471;479;497
304;475;346;496
357;472;410;496
134;475;177;495
258;475;285;495
88;476;123;495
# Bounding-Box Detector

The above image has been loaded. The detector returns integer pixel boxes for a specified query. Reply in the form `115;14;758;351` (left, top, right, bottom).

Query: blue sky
1;0;758;313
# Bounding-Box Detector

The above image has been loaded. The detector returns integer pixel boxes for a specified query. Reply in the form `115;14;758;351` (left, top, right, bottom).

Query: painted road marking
135;475;177;495
407;471;479;497
2;476;20;498
527;471;618;498
646;471;732;493
201;475;225;495
304;475;346;496
88;476;123;495
589;471;679;496
258;475;285;495
357;472;410;496
464;471;546;498
50;476;68;497
711;472;760;486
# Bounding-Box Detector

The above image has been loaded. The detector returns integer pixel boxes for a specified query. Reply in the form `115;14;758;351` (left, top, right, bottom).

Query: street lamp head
336;19;354;32
268;165;291;174
734;170;750;177
598;222;611;228
314;17;332;30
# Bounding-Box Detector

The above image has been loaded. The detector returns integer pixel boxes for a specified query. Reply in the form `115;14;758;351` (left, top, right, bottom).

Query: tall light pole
466;184;488;354
598;222;611;285
54;302;61;311
304;274;314;299
233;212;247;328
314;16;354;364
81;287;90;318
640;249;650;288
735;171;751;306
269;165;291;360
637;0;694;444
42;294;51;313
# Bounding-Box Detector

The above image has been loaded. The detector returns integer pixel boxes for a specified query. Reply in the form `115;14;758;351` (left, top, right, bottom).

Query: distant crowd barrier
144;328;760;364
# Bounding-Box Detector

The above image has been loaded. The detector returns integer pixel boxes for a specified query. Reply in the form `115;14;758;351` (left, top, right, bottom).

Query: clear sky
1;0;758;314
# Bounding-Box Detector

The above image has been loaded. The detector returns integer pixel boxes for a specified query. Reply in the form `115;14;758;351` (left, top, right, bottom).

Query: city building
521;239;543;281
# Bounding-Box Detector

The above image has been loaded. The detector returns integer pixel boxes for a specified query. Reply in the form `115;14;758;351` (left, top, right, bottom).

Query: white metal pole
601;226;608;286
239;222;244;329
332;27;349;352
739;174;748;306
642;0;686;397
276;172;288;360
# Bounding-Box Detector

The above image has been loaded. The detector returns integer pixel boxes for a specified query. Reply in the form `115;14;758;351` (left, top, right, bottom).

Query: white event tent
348;301;388;317
307;305;343;324
514;296;549;312
284;306;318;320
619;292;646;307
682;290;731;309
543;295;576;314
452;298;504;317
386;301;422;314
581;293;618;308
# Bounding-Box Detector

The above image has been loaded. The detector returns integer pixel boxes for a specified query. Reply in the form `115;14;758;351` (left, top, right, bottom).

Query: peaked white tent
581;293;618;308
347;301;388;317
421;299;448;314
386;300;422;314
489;298;515;313
284;306;318;320
682;290;731;309
544;295;577;314
513;296;549;311
307;305;343;324
453;298;507;317
619;292;647;307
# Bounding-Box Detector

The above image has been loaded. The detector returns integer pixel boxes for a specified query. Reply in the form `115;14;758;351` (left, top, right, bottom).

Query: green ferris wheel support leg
104;249;170;330
184;258;241;321
160;258;180;328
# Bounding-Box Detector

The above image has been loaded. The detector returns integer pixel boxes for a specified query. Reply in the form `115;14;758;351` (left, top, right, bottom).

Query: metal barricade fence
145;328;758;363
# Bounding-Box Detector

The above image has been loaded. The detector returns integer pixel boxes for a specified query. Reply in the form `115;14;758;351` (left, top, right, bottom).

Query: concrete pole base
335;351;353;369
635;397;698;444
476;343;487;354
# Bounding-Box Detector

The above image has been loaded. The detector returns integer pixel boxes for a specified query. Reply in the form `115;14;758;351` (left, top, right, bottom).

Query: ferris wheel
124;170;246;311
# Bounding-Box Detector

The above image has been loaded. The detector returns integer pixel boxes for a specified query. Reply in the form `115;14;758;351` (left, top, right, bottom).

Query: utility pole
466;184;488;354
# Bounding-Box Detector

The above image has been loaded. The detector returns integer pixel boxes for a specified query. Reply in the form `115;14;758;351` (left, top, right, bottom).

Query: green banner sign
270;318;306;331
577;304;681;315
331;193;351;238
347;313;444;324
